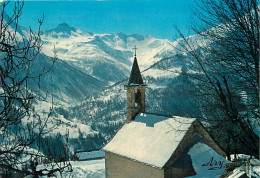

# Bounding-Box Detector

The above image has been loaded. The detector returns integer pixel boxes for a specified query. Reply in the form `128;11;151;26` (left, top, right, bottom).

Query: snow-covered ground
64;159;105;178
40;159;105;178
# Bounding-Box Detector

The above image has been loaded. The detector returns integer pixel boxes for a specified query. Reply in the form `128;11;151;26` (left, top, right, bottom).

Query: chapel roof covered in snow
128;56;144;85
103;113;197;168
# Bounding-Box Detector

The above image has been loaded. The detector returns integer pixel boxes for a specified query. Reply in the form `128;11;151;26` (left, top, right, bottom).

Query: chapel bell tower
126;46;146;122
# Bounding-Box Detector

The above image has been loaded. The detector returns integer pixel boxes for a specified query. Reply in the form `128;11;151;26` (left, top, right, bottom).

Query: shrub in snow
221;156;260;178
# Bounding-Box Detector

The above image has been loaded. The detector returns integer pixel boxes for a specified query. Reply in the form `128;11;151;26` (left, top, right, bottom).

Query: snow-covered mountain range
41;23;176;85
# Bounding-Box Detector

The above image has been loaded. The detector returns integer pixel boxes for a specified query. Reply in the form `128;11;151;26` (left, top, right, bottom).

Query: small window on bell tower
134;89;141;107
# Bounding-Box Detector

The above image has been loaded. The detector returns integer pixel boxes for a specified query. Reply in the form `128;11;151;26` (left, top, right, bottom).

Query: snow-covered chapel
103;52;227;178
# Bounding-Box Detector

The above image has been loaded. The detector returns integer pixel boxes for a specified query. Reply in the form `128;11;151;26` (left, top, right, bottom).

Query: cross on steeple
133;46;138;57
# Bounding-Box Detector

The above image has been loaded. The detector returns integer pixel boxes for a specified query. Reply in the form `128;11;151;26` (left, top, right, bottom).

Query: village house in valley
103;51;226;178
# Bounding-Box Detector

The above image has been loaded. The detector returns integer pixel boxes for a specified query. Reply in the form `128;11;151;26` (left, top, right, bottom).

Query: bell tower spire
126;47;146;122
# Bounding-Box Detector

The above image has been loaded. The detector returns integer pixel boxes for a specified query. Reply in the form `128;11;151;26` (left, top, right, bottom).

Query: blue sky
7;0;196;40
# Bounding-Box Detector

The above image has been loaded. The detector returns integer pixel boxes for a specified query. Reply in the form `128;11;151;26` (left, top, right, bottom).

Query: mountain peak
46;23;76;35
57;22;74;29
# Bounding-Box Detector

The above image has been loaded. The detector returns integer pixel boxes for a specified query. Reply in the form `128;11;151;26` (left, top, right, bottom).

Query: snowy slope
27;53;105;105
30;100;98;139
